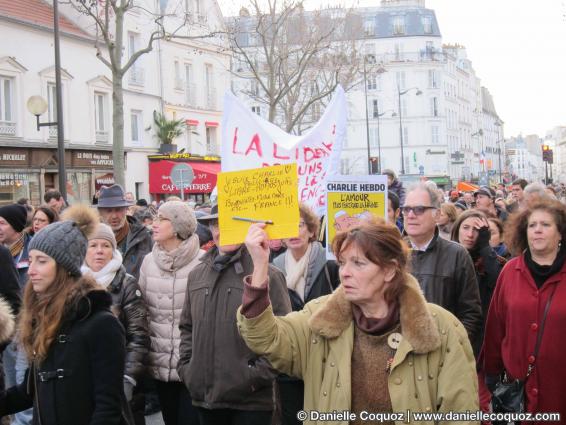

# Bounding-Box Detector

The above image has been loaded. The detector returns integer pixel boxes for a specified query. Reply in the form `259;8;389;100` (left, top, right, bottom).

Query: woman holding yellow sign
238;218;478;423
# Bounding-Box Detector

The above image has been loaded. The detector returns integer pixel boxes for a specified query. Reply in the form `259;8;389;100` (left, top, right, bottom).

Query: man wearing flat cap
474;186;508;222
97;184;152;280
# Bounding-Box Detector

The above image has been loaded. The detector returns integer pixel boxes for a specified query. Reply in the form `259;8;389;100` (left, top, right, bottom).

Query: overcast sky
219;0;566;138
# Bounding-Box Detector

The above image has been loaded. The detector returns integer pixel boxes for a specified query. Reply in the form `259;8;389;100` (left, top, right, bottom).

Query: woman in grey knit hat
0;204;133;425
138;201;203;425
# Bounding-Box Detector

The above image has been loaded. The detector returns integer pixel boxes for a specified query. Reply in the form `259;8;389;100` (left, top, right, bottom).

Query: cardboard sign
220;87;346;216
326;175;388;257
217;164;300;246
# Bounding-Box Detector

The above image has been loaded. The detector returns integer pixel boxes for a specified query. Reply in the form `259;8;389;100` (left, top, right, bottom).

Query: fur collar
308;274;441;354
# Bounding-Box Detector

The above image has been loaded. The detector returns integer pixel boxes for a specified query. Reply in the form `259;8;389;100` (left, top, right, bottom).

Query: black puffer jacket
0;288;132;425
108;266;150;381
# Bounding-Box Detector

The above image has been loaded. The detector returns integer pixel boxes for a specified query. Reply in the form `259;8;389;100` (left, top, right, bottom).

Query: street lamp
397;86;422;174
26;0;66;202
495;120;504;184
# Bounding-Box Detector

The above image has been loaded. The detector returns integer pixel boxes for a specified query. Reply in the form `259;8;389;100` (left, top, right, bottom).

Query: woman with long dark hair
0;205;132;425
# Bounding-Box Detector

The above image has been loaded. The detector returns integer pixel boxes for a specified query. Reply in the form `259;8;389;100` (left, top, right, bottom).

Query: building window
394;42;403;60
185;63;195;105
311;103;321;121
128;32;144;86
431;97;438;117
428;69;438;88
370;127;379;148
131;110;142;144
94;92;108;142
392;16;405;35
422;16;432;34
403;127;409;145
401;98;407;117
396;71;406;89
174;61;183;90
205;64;215;109
372;99;379;118
364;19;375;36
340;158;350;174
431;126;439;144
251;106;261;115
206;126;217;154
47;83;57;122
251;80;259;97
367;74;377;91
0;76;14;126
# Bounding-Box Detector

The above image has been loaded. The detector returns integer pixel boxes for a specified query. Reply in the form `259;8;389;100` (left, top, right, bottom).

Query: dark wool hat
29;204;98;277
0;204;28;232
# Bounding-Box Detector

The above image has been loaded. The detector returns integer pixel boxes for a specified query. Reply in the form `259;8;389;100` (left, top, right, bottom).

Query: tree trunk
112;72;125;187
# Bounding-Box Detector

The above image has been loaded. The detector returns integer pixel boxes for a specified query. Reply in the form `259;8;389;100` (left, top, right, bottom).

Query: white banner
220;86;346;215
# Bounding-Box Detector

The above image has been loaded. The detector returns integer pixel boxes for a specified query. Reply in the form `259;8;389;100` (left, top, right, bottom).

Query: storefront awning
149;160;220;194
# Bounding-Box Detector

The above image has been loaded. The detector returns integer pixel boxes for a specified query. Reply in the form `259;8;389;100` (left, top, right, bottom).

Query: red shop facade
148;153;220;204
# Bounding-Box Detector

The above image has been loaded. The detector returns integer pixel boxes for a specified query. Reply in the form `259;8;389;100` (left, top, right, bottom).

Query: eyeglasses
401;206;437;216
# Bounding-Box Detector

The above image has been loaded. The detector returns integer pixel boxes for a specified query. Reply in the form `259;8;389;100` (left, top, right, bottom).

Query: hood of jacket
0;296;14;344
61;278;114;326
152;233;201;272
307;273;441;354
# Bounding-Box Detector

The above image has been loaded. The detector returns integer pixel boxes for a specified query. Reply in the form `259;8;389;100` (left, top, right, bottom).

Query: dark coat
0;289;132;425
119;216;153;281
108;266;150;381
480;255;566;422
0;245;22;316
272;242;340;312
178;246;291;411
409;230;483;345
470;246;505;354
13;232;32;288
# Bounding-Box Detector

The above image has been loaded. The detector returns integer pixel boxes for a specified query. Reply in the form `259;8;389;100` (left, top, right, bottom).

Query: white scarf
81;249;123;288
284;243;312;301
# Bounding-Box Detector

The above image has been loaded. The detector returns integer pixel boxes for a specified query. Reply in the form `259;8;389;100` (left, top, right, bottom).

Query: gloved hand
124;379;135;402
476;225;491;250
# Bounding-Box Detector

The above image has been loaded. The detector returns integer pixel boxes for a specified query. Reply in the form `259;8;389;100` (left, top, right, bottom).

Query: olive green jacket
237;275;479;424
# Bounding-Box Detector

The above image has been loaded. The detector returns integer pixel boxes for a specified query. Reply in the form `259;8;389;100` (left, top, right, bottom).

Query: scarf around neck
9;232;25;258
81;250;123;288
115;220;130;247
285;242;312;301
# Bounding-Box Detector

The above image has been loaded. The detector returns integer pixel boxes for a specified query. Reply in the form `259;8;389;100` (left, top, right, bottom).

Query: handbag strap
323;263;333;294
526;283;558;377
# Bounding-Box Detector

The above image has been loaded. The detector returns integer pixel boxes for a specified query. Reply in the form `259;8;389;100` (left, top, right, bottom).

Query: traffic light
369;157;379;174
542;145;554;164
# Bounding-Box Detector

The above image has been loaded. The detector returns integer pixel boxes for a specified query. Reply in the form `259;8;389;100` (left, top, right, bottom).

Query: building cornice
0;15;95;44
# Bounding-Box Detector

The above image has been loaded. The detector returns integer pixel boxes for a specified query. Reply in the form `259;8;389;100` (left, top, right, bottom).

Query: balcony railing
206;88;216;110
129;67;145;86
96;130;109;144
0;121;16;136
206;142;218;155
185;83;197;107
49;126;57;138
369;51;448;66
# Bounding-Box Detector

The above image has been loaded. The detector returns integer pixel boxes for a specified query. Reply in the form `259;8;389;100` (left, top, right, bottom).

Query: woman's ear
384;260;398;283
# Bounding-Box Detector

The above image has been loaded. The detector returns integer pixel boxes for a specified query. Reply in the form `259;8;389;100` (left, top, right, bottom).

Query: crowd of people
0;175;563;425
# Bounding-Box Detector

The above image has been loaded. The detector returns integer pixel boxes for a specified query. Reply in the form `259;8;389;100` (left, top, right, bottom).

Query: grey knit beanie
88;223;117;250
29;204;98;277
158;201;197;240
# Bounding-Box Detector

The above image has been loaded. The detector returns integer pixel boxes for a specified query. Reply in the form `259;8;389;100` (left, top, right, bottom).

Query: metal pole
398;85;405;175
498;139;502;184
376;106;382;175
363;59;371;174
53;0;67;202
545;162;548;185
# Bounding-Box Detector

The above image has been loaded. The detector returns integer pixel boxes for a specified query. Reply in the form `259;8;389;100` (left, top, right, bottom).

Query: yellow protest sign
217;163;300;246
326;175;388;256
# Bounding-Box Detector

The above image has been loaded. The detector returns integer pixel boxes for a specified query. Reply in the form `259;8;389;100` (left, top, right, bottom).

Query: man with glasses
178;204;291;425
403;183;482;346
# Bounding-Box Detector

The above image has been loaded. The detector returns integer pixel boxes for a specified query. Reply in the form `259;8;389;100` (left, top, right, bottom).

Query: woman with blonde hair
0;205;132;425
437;202;458;240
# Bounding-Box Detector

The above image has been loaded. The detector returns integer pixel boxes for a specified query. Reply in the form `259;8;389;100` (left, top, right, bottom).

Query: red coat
479;253;566;420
